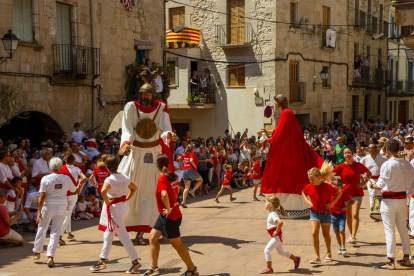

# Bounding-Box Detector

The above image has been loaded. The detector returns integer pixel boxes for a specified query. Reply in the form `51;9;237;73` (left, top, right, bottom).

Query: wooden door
228;0;245;44
398;101;407;125
289;61;299;102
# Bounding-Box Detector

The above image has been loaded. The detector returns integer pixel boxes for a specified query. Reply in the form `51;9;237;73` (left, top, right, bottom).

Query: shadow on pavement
181;235;254;249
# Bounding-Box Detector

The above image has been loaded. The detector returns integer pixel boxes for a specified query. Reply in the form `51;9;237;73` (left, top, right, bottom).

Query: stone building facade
0;0;163;145
165;0;390;138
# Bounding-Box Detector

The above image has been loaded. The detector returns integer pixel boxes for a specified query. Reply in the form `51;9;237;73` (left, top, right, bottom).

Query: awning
166;27;200;44
406;48;414;60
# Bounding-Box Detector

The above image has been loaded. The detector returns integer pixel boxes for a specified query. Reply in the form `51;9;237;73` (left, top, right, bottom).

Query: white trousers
33;204;67;257
380;199;411;258
79;212;94;220
62;195;77;234
100;202;138;262
367;180;381;209
264;236;291;262
409;197;414;236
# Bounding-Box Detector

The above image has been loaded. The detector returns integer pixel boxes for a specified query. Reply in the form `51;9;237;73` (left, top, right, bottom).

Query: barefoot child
260;195;301;274
252;156;262;201
90;157;141;273
331;179;355;255
302;162;342;264
215;165;236;203
77;194;94;220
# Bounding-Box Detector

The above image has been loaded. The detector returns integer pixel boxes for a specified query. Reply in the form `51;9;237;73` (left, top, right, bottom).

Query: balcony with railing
52;44;100;79
366;15;378;33
216;22;253;48
289;82;306;103
355;10;366;29
389;80;414;94
353;66;391;87
187;83;216;104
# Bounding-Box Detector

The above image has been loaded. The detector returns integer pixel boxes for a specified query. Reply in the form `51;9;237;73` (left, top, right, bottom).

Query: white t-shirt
329;130;338;137
0;162;13;184
24;191;39;210
71;130;85;144
66;164;82;182
175;146;185;156
267;211;280;230
173;161;182;182
77;201;88;212
377;158;414;194
39;174;77;205
73;152;87;163
105;173;130;198
228;153;237;163
32;158;51;178
11;163;27;183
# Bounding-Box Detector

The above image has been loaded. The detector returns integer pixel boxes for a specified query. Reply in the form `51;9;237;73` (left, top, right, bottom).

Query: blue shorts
331;213;346;233
310;210;332;225
349;196;363;204
182;169;201;181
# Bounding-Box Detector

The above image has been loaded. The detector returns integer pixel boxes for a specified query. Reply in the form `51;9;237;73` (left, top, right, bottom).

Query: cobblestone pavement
1;187;414;275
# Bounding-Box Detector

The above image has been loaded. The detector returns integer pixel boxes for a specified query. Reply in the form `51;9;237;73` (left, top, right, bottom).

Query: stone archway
0;111;64;148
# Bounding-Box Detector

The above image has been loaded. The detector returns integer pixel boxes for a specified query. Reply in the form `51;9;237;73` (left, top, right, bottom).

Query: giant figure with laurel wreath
99;68;177;244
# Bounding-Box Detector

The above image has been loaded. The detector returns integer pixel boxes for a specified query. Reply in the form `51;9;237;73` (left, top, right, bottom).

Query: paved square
1;188;414;275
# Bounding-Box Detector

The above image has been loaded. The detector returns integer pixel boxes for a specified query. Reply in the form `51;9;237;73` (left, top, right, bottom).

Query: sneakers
337;248;343;255
310;257;321;265
253;197;260;201
324;253;332;263
294;256;301;269
259;193;265;197
350;237;357;244
346;235;353;243
58;238;66;246
33;253;40;260
47;257;55;268
215;198;220;203
230;197;236;201
342;248;348;255
259;268;274;274
90;261;107;271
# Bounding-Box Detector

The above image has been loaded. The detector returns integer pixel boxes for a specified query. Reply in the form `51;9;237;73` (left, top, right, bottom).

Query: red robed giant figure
260;94;324;217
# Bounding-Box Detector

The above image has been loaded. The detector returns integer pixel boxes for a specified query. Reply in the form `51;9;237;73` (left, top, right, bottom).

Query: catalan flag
166;27;200;44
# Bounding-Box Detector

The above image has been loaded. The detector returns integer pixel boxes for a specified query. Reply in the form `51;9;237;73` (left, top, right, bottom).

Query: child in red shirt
330;179;355;255
302;162;342;265
89;154;111;207
215;165;236;203
252;156;262;201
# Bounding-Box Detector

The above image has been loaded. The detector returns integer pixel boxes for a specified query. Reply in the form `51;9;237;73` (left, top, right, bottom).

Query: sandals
181;266;199;276
397;258;412;267
133;235;147;245
378;258;396;270
90;259;108;271
142;267;159;275
67;233;75;239
47;257;55;268
310;257;321;265
126;259;142;274
325;253;332;263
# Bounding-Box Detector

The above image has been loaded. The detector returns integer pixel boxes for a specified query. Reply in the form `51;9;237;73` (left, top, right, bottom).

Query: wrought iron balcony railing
389;80;414;93
366;15;378;33
52;44;100;78
353;66;390;86
188;83;216;104
216;22;253;46
355;10;366;29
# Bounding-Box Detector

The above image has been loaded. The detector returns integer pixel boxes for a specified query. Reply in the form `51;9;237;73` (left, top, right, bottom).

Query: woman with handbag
196;144;213;195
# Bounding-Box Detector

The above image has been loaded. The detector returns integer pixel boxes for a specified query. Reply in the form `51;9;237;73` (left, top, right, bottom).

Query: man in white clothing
32;158;86;268
32;148;52;188
370;139;414;269
23;188;40;231
361;143;388;209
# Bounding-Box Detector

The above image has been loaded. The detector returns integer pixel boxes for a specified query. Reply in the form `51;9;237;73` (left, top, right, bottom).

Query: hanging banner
166;27;200;44
123;0;132;11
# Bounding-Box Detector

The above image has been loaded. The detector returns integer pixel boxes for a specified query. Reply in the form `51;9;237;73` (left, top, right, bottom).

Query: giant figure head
139;68;158;107
274;94;288;109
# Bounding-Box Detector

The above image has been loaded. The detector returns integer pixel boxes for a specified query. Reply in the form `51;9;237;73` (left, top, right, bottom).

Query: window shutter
290;3;295;23
179;8;185;26
13;0;33;43
228;65;245;87
57;3;71;45
228;66;237;86
237;66;245;86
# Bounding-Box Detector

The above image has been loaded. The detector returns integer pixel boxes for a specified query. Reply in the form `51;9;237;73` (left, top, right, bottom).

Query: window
169;7;185;29
228;65;245;87
377;95;381;116
355;0;359;27
389;101;392;121
354;43;359;57
167;60;177;86
322;6;330;47
378;48;382;69
228;0;245;44
379;4;383;33
290;2;298;26
322;66;330;87
56;3;72;72
289;61;300;101
13;0;33;43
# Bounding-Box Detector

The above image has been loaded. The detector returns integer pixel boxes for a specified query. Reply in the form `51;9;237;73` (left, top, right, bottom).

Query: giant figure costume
261;94;324;217
99;69;175;233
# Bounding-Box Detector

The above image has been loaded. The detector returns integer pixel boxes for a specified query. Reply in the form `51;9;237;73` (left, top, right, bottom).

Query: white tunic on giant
99;101;171;232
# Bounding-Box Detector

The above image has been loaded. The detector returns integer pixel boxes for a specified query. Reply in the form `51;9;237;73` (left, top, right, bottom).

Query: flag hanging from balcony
123;0;132;10
166;27;200;44
326;29;336;48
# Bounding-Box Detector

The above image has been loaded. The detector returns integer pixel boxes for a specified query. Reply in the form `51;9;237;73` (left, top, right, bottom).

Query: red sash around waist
7;195;16;202
35;178;42;187
267;227;283;242
382;191;406;199
371;175;380;180
29;208;38;212
106;195;127;232
60;165;78;196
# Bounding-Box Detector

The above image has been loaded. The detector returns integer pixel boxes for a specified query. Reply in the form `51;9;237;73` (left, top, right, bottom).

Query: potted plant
177;41;184;48
199;92;207;103
186;92;196;104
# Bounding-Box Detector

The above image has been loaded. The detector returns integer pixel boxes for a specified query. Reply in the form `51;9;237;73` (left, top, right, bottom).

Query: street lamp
0;29;19;63
313;69;329;91
163;24;188;67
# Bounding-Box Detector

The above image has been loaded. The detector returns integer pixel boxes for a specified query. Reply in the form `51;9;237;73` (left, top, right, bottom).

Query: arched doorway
0;111;63;148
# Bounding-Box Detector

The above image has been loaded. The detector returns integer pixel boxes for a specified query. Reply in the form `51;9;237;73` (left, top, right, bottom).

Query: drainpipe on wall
90;0;96;130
